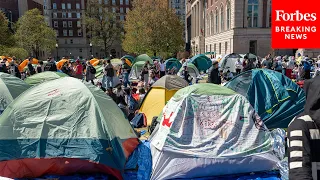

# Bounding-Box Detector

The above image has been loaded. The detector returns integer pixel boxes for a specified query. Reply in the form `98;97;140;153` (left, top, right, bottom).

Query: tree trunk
104;40;108;58
153;52;156;57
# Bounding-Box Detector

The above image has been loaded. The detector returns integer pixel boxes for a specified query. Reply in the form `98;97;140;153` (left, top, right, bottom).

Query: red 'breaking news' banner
272;0;320;49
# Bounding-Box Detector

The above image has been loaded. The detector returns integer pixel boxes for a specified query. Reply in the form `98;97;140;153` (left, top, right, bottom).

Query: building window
120;15;125;21
248;0;258;27
126;0;129;5
126;7;129;13
120;8;124;13
53;12;57;18
120;0;123;5
105;0;109;4
77;13;81;18
225;42;228;54
67;3;71;9
54;21;58;27
226;1;231;30
62;3;66;9
215;8;219;33
249;40;257;54
69;30;73;36
70;39;73;44
112;7;116;13
62;12;66;18
68;21;72;27
68;13;72;18
76;3;80;9
63;30;67;36
220;5;224;32
211;12;214;35
79;49;83;53
77;21;81;27
210;44;212;53
78;29;82;36
53;3;57;9
112;0;116;5
63;21;67;27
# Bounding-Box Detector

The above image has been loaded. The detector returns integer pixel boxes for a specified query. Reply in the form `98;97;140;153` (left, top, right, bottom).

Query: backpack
90;66;96;74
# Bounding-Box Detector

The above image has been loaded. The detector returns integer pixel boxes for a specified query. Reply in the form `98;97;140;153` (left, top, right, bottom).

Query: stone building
187;0;320;58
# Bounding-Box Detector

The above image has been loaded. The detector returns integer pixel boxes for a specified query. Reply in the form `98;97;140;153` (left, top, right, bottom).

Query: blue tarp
189;54;212;72
225;69;306;128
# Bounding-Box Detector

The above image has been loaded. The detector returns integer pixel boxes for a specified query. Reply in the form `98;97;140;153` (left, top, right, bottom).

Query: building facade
168;0;186;23
187;0;320;58
44;0;132;60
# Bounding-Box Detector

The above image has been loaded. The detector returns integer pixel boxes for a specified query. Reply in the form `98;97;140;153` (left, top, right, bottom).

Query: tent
149;83;280;180
24;72;69;86
225;69;305;128
18;58;39;72
0;77;139;179
111;58;122;66
240;53;257;60
56;59;69;70
133;54;153;65
189;54;212;72
219;53;242;73
121;55;135;63
165;58;182;71
0;73;30;114
139;75;188;126
129;60;154;82
177;63;200;84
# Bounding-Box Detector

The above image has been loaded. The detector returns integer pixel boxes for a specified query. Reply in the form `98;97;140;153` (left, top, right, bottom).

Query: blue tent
189;54;212;72
225;69;306;128
165;58;182;71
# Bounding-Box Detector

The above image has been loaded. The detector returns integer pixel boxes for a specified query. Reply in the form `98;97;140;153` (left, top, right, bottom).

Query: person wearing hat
208;61;221;85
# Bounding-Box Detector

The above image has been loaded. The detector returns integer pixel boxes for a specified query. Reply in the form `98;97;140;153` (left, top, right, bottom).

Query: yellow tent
139;75;189;126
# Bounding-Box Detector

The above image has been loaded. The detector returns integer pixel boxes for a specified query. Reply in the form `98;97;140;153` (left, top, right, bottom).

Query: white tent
149;84;280;180
219;53;243;73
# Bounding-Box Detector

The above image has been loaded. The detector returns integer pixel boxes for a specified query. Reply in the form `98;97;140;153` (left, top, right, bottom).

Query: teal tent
189;54;212;72
24;71;69;86
0;72;30;113
133;54;153;65
225;69;306;128
0;77;139;179
165;58;182;71
122;55;135;63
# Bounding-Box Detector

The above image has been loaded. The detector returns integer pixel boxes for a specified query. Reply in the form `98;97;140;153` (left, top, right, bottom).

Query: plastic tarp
189;54;212;72
0;72;30;114
225;69;306;128
133;54;153;65
24;71;69;86
149;84;280;180
0;77;139;179
165;58;182;71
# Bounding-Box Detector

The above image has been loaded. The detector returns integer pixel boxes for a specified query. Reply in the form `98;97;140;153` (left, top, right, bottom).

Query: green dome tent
0;72;30;113
122;55;135;63
24;71;69;86
0;77;139;179
133;54;153;65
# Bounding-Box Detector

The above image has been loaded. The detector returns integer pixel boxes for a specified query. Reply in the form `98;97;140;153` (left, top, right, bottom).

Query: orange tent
90;58;99;66
56;59;69;70
18;58;39;72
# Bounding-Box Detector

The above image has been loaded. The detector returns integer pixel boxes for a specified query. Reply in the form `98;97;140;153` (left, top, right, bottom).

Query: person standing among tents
0;58;8;73
141;61;151;90
302;57;312;79
121;58;131;88
286;56;295;79
160;59;166;77
45;57;57;72
273;56;283;73
27;57;36;75
235;58;242;74
85;61;95;85
181;65;192;84
9;61;21;78
104;60;114;88
36;61;44;73
287;76;320;180
208;61;221;85
74;60;83;80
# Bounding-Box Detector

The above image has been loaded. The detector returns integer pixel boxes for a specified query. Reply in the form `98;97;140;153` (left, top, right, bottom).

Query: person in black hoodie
208;61;221;84
287;76;320;180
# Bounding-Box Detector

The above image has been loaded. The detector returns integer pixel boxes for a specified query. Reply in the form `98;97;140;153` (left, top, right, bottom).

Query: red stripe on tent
122;138;139;159
0;158;122;180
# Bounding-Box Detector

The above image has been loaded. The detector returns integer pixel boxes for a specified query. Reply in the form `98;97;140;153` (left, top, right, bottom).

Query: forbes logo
275;10;317;21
